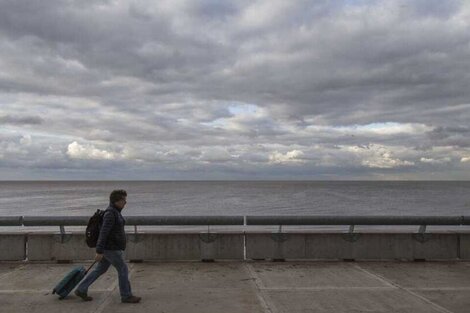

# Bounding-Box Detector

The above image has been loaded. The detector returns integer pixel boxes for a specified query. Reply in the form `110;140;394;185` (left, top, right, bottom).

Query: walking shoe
121;295;141;303
74;289;93;301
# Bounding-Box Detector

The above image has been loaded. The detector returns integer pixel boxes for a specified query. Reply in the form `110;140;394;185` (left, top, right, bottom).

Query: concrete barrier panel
351;234;414;260
27;233;94;261
412;234;459;260
460;234;470;260
126;233;201;260
28;233;210;261
199;233;244;260
249;232;462;261
0;234;26;261
27;232;245;261
246;233;306;260
305;234;353;260
305;233;416;260
126;233;244;260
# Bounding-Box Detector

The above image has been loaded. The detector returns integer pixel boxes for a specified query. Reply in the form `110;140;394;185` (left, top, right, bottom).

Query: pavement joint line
106;279;116;292
354;264;455;313
0;289;112;293
352;264;397;289
90;275;120;313
90;263;136;313
408;287;470;291
0;264;26;280
14;285;470;293
243;263;279;313
260;286;397;291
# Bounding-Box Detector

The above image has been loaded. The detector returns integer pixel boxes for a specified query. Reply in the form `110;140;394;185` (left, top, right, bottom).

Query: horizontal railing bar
126;216;244;225
0;216;23;226
246;215;467;226
22;216;244;226
0;215;467;227
23;216;89;226
463;216;470;225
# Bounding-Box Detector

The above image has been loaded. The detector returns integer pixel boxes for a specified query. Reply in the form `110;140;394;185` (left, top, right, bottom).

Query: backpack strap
104;207;119;224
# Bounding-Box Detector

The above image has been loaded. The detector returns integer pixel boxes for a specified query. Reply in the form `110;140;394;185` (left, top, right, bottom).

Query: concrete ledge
1;232;467;261
126;232;244;261
0;234;25;261
27;233;94;261
246;232;462;261
246;233;305;260
460;234;470;260
26;232;245;261
199;233;245;260
412;233;459;260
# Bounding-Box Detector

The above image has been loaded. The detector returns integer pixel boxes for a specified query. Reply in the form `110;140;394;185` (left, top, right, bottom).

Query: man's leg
103;250;132;300
76;257;111;294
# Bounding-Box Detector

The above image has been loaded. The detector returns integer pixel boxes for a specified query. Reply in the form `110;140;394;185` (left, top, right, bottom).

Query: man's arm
96;211;115;254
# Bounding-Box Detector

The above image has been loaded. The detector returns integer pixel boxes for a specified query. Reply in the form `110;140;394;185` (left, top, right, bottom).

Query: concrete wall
25;232;244;261
27;233;95;261
0;232;468;261
0;234;26;261
245;232;464;261
460;234;470;260
125;232;244;261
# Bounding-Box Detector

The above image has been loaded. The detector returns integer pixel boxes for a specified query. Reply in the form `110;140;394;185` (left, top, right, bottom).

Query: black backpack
85;209;106;248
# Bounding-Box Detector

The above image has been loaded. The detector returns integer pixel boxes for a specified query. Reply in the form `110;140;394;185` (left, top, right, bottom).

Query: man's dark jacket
96;204;126;254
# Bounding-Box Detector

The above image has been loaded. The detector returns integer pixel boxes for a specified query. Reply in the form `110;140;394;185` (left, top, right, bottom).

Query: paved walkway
0;261;469;313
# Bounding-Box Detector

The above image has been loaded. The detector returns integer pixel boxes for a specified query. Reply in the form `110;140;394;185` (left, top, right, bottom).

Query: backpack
85;209;106;248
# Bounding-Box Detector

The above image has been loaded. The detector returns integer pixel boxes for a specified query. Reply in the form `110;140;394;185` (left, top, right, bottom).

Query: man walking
75;189;141;303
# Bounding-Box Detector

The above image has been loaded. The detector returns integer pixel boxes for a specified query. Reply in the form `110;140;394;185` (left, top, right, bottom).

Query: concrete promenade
0;260;469;313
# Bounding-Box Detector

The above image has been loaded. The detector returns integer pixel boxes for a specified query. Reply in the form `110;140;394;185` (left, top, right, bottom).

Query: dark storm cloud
426;126;470;148
0;114;44;125
0;0;469;179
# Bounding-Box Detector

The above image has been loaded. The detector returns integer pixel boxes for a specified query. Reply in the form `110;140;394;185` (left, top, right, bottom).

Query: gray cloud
426;126;470;147
0;114;44;125
0;0;469;179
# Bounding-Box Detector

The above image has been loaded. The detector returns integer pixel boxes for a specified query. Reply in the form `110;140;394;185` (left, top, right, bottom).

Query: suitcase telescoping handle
85;261;97;274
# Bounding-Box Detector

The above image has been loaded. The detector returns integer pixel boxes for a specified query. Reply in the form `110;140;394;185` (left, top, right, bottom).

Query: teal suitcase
52;261;96;299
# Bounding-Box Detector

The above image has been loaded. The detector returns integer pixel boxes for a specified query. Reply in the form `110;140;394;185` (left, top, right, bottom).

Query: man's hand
95;253;104;262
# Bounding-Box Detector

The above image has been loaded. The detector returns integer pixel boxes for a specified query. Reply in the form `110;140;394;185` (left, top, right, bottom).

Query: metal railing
246;215;469;225
1;215;469;230
17;216;244;226
1;215;469;226
247;215;470;237
0;216;245;240
1;215;468;244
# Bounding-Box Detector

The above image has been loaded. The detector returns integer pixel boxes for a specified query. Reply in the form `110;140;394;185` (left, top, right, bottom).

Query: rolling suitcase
52;261;97;299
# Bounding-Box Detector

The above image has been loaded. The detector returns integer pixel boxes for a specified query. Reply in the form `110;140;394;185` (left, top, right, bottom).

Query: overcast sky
0;0;469;180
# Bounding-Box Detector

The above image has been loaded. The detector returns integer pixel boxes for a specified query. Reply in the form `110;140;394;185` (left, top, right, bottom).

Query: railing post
342;224;360;242
55;225;71;243
414;224;431;243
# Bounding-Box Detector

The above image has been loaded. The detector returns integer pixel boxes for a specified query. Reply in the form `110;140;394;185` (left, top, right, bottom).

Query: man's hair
109;189;127;204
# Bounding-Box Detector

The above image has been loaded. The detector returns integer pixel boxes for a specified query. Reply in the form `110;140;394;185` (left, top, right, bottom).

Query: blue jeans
76;250;132;300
